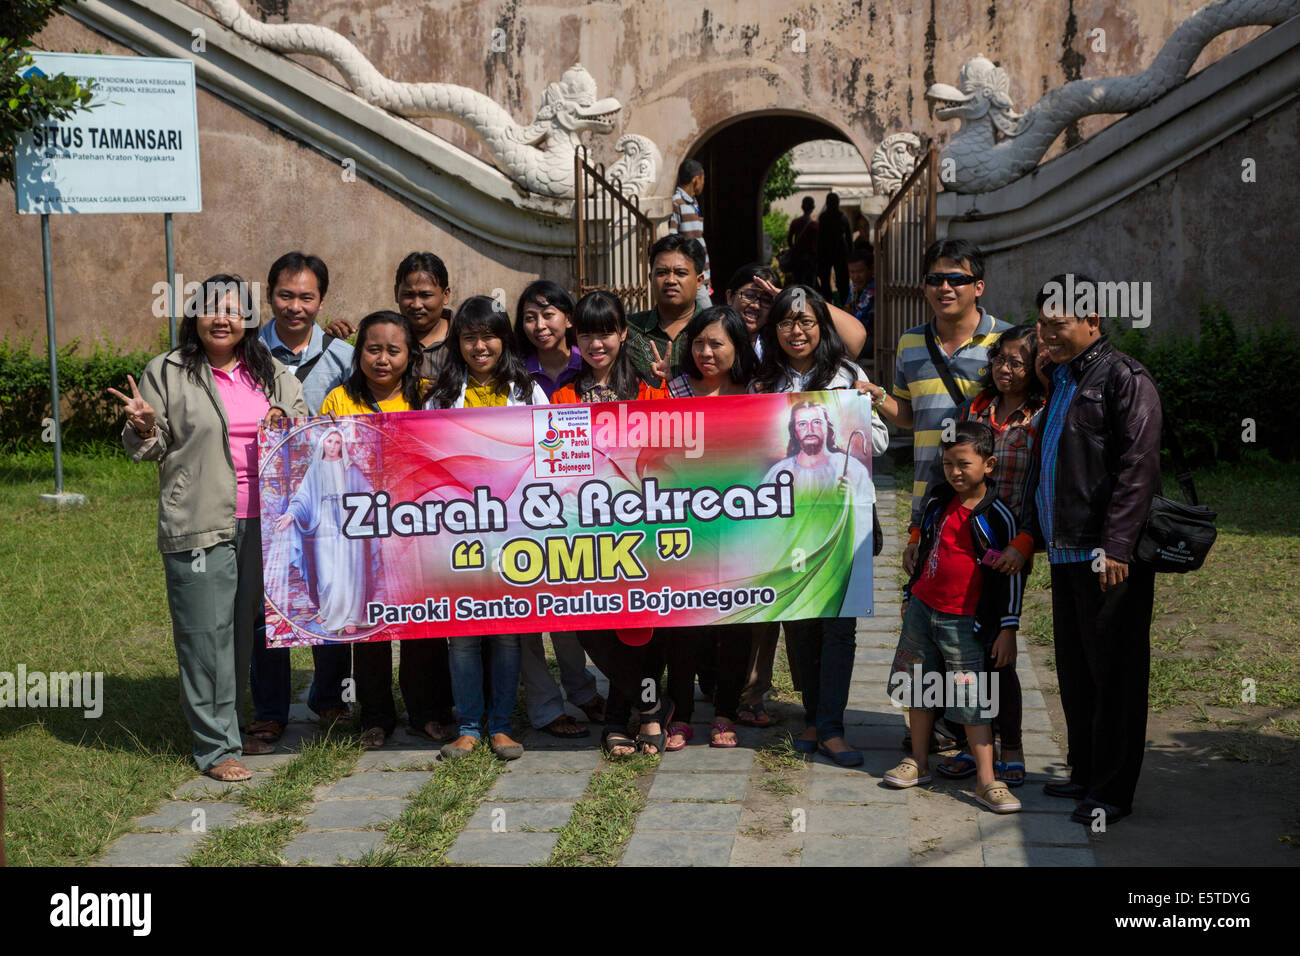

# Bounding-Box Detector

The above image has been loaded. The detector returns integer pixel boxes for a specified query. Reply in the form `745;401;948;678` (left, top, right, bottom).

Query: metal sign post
39;214;83;507
165;212;177;347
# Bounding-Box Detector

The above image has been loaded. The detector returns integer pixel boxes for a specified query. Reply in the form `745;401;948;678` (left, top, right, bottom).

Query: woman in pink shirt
112;275;307;781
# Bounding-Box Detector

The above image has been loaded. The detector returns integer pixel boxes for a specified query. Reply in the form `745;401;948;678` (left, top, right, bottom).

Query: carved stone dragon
926;0;1300;193
198;0;658;198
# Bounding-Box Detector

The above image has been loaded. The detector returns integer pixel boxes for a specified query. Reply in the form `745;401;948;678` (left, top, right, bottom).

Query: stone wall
1;1;1277;350
976;99;1297;335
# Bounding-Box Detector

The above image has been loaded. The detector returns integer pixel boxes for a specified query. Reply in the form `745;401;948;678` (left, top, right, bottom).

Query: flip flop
665;722;693;752
710;721;739;748
540;715;590;739
995;760;1027;788
936;752;977;779
736;703;773;728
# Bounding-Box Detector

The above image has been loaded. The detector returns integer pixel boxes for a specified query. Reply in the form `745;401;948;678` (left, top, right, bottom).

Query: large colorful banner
259;392;876;647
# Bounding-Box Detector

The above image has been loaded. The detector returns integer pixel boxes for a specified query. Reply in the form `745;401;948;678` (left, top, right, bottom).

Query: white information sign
15;52;201;214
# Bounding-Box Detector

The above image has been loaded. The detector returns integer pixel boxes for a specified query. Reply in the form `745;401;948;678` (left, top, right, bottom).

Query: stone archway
689;112;864;299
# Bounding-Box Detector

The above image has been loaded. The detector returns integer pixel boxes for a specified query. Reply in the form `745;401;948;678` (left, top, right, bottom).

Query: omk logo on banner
533;407;594;477
50;887;151;936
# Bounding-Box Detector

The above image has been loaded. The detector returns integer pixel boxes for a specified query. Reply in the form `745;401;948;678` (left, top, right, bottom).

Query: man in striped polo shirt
669;159;713;311
865;239;1010;557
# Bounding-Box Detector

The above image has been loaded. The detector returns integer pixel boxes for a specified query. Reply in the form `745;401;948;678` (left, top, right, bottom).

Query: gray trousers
520;632;599;728
161;518;262;771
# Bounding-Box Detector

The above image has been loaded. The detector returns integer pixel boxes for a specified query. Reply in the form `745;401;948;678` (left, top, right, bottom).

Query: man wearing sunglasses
861;238;1010;751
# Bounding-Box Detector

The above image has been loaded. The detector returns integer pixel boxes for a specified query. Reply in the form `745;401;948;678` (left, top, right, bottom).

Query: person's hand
107;375;157;437
648;340;671;384
325;318;356;340
836;474;849;497
274;513;294;533
752;274;782;298
902;540;919;576
993;543;1027;575
1034;347;1053;390
264;407;287;428
991;628;1017;668
1099;557;1129;592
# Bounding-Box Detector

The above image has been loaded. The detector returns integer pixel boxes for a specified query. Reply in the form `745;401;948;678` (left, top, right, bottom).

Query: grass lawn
0;449;312;866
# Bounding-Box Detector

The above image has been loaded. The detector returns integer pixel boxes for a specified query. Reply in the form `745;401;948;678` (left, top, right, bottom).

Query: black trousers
354;637;455;735
577;630;663;731
1050;561;1156;811
660;625;749;724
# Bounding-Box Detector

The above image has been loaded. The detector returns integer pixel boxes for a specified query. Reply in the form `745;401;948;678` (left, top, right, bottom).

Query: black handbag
1135;417;1217;573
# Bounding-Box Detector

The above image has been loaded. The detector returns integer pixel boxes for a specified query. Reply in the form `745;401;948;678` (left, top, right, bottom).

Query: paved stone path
95;473;1094;866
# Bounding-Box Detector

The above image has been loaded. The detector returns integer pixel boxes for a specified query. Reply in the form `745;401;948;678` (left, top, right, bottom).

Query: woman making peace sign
111;275;307;781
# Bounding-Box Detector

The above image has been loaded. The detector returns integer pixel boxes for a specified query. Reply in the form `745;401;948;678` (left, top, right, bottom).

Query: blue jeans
892;597;990;726
784;617;856;741
447;635;522;738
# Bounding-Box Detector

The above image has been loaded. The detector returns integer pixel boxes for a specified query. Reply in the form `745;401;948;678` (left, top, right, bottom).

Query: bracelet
132;422;156;439
870;390;887;409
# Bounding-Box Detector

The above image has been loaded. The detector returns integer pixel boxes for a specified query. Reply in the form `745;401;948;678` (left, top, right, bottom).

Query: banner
15;53;201;215
259;392;876;646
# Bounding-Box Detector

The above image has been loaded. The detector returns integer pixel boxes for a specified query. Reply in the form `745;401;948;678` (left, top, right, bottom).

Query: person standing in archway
817;192;852;305
786;196;820;287
668;159;713;311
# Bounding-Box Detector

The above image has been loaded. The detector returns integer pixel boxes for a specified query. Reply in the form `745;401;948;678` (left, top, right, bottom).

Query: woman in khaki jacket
111;275;308;781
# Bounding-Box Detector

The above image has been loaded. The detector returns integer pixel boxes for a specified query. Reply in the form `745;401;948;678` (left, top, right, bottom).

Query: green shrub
1109;301;1299;465
0;338;154;449
763;209;791;258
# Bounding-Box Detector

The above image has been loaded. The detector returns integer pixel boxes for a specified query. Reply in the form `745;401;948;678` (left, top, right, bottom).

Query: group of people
112;228;1164;830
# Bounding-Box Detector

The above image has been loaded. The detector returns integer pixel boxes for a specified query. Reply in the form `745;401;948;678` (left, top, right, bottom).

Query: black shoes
1043;780;1088;799
1071;798;1130;826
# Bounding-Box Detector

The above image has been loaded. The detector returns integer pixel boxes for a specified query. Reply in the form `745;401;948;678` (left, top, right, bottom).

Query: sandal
578;694;607;724
710;721;739;748
241;736;274;756
206;758;252;782
665;722;693;752
247;719;284;742
736;702;773;728
936;752;977;779
315;707;351;727
976;779;1022;813
883;757;932;788
601;729;637;759
995;760;1027;788
541;715;590;739
360;726;387;749
636;698;675;756
412;720;455;743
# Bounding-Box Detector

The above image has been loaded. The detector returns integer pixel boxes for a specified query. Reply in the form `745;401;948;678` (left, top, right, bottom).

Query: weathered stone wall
1;1;1276;351
175;0;1266;183
4;13;558;352
976;99;1297;334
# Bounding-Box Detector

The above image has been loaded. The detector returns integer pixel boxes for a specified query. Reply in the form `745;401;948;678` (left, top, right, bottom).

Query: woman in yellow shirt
314;311;456;749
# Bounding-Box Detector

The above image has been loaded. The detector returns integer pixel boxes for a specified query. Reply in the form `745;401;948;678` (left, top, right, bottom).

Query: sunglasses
924;272;979;287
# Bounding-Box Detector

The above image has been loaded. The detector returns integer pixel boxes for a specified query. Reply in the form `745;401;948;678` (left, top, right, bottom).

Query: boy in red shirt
884;421;1024;813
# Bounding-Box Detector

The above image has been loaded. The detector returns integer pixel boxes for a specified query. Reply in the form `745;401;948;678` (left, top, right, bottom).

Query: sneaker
883;757;932;788
976;780;1022;813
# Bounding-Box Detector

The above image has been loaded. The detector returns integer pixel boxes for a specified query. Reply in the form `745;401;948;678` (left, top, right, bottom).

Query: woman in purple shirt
515;280;582;399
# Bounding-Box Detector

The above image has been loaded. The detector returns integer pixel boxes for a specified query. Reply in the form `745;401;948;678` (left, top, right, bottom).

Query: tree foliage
762;152;799;206
2;1;98;185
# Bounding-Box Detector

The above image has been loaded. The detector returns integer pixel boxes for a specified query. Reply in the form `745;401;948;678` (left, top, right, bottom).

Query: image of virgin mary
273;426;380;636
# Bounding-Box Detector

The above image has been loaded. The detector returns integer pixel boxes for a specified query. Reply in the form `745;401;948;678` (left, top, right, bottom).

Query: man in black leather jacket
1022;274;1163;827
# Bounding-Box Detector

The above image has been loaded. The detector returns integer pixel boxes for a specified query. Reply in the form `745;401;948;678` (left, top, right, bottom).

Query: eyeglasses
924;272;979;287
990;356;1028;371
775;318;818;333
734;289;775;307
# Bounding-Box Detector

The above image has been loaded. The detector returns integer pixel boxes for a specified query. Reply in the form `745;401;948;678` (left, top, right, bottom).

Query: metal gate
873;141;938;382
574;145;654;312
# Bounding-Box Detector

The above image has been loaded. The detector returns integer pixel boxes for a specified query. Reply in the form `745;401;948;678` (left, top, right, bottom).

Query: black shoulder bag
292;333;336;383
923;323;969;406
1135;414;1217;572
